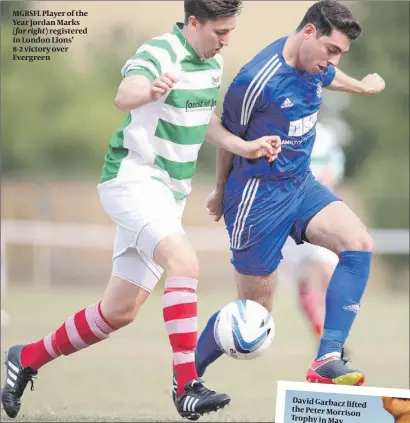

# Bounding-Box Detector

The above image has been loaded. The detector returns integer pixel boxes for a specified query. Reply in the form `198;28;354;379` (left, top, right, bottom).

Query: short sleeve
121;39;175;81
320;64;336;87
221;70;267;138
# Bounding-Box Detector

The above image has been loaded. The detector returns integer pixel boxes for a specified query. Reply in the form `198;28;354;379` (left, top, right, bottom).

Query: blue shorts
223;171;341;275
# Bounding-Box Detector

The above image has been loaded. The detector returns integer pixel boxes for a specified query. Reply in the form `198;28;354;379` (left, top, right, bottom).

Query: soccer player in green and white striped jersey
100;22;226;201
1;1;281;421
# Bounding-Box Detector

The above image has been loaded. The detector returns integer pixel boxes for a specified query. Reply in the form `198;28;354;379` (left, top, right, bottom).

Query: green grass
1;284;408;422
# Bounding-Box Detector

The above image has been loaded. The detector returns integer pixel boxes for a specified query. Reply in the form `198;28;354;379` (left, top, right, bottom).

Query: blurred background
1;1;409;422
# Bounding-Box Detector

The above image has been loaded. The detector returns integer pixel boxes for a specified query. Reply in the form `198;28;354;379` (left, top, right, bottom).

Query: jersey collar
173;22;201;59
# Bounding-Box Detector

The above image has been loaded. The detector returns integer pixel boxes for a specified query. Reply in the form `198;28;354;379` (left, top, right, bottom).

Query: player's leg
106;182;229;418
1;177;165;418
195;175;298;379
103;177;229;417
281;238;325;339
307;201;372;385
23;274;149;368
293;175;372;385
297;247;338;339
194;270;276;380
298;261;329;338
299;256;353;361
98;177;200;402
154;232;231;418
154;232;199;392
235;271;276;312
1;250;155;419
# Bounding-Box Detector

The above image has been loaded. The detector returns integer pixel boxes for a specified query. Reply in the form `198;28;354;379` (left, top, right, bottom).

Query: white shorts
97;177;186;292
281;237;338;282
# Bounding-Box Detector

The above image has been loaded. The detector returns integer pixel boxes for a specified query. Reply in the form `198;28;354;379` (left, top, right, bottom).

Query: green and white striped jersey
100;22;223;200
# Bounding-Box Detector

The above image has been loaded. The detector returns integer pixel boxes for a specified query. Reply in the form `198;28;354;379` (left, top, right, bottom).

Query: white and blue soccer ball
214;299;275;360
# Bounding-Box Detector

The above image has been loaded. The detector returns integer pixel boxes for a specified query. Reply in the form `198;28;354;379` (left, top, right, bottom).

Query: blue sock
316;250;372;360
195;311;223;377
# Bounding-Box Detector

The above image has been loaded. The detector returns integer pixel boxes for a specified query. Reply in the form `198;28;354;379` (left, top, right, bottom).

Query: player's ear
187;15;200;30
303;24;317;39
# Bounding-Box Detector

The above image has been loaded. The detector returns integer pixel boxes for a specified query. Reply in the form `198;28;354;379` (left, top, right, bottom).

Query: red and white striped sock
163;276;198;398
21;302;116;370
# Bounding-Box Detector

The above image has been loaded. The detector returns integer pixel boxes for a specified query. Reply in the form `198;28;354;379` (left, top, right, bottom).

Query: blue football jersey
222;36;336;180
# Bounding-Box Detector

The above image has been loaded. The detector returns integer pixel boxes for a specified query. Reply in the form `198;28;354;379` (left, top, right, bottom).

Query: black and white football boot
172;374;200;421
1;345;37;418
173;377;230;420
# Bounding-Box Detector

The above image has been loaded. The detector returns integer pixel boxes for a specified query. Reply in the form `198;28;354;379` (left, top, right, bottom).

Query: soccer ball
214;299;275;360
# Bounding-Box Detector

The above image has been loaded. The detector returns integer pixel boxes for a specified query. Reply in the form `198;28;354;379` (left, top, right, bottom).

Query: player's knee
358;231;374;252
101;301;138;329
162;248;200;279
155;235;200;279
167;259;199;279
338;230;374;254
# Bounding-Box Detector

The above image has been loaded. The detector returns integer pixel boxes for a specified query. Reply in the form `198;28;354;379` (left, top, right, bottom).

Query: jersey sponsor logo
281;139;305;146
288;111;318;137
185;99;217;112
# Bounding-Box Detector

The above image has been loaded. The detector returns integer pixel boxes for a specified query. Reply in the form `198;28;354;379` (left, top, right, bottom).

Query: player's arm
203;146;233;222
215;147;234;191
325;67;385;95
206;114;240;189
206;116;235;192
115;73;176;111
204;75;280;221
205;115;280;222
204;75;245;221
206;114;279;160
114;42;177;111
205;71;281;164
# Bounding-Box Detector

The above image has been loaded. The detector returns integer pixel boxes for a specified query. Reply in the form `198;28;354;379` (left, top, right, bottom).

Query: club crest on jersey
317;82;323;98
211;76;220;86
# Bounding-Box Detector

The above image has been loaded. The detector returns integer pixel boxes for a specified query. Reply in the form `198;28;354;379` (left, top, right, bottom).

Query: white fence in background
1;219;409;286
2;219;409;253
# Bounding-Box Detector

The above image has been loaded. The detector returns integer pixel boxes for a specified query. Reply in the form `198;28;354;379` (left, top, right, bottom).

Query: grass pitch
1;283;408;422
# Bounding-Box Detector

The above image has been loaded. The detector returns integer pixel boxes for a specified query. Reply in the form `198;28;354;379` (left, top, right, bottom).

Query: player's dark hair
184;0;243;24
296;0;362;41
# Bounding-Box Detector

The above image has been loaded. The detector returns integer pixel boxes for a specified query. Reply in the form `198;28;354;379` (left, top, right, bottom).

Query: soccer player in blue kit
194;0;386;389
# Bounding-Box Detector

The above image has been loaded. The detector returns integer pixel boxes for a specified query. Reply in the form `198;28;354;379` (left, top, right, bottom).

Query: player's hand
382;397;410;421
243;135;281;162
360;73;385;95
206;187;224;222
150;73;177;101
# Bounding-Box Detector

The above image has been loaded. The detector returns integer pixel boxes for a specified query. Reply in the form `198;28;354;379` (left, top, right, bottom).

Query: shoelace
187;379;216;398
15;368;37;398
